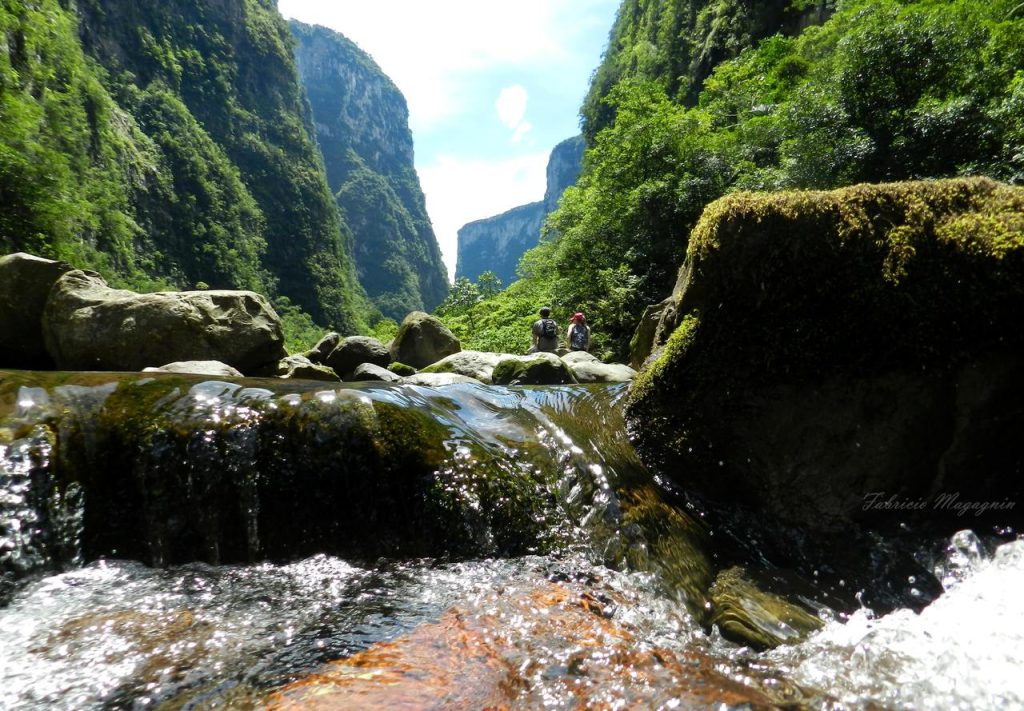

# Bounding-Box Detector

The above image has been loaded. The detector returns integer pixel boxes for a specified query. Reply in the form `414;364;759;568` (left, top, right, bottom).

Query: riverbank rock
42;271;287;374
420;350;503;384
493;353;577;385
402;372;482;386
303;332;341;364
568;359;637;383
142;361;243;378
324;336;391;378
629;297;673;370
389;311;460;368
0;253;74;369
627;177;1024;532
274;355;340;381
350;362;402;382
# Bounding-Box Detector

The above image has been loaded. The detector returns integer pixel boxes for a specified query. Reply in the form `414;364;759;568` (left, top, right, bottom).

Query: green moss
387;362;417;376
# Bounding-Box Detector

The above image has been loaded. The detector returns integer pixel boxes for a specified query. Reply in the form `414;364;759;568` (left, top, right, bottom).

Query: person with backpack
566;312;590;352
529;306;559;353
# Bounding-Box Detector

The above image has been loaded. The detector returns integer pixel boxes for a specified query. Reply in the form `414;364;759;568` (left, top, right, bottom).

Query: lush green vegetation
2;0;372;339
454;0;1024;361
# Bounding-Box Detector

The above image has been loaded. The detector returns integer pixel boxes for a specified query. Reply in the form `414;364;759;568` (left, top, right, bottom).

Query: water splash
768;532;1024;710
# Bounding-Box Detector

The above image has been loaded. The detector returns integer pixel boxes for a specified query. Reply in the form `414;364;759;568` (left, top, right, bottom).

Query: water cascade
1;371;1020;708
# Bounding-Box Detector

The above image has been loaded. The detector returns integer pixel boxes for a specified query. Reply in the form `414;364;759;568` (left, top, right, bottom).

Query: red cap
571;312;585;322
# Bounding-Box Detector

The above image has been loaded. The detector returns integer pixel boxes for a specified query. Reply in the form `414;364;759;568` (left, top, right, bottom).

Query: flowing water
1;371;1021;709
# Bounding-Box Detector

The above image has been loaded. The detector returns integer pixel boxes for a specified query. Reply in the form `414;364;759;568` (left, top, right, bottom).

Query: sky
276;0;620;281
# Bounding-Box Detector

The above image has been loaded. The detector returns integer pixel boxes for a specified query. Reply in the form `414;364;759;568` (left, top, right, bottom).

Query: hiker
566;312;590;352
529;306;559;353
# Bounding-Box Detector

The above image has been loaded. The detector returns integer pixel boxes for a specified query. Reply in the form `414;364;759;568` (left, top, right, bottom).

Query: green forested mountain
445;0;1024;359
289;21;448;322
1;0;371;335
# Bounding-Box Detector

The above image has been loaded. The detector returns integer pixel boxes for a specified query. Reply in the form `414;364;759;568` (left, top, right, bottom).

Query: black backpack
570;324;588;350
541;318;557;339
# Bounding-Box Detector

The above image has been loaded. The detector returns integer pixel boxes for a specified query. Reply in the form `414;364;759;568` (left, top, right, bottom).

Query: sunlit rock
42;271;287;374
389;311;460;368
492;353;576;385
420;350;503;383
143;361;243;378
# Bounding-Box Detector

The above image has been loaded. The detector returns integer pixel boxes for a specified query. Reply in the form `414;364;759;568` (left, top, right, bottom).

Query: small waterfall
2;370;1021;708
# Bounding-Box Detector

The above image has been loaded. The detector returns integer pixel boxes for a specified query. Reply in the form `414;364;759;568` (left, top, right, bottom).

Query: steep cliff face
543;135;585;214
455;136;583;284
455;202;546;286
289;21;448;321
581;0;831;140
0;0;372;334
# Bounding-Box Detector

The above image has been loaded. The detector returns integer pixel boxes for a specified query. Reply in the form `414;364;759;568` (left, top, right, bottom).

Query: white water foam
771;531;1024;710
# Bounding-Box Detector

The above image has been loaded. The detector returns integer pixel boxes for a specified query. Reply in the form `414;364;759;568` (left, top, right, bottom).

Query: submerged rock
42;271;287;374
0;252;73;369
628;178;1024;532
389;311;460;369
709;567;823;650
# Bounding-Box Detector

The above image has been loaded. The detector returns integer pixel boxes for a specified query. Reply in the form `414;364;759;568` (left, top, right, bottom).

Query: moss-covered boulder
351;362;402;382
627;178;1024;531
493;353;577;386
389;311;461;369
274;355;340;381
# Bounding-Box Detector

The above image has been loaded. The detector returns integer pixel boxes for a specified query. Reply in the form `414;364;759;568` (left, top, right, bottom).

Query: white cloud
496;85;529;129
511;121;533;144
417;152;550;280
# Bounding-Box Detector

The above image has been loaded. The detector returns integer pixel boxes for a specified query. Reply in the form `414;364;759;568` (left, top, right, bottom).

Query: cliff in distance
289;21;449;321
455;135;584;285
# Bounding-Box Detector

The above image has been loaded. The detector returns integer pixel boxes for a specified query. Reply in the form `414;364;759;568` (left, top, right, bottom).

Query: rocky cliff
455;136;584;284
1;0;403;337
290;21;448;321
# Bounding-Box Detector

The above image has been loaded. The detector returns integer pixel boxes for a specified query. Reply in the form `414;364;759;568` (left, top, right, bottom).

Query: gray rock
0;252;74;368
143;361;243;378
389;311;460;369
492;353;577;385
42;270;287;374
402;372;482;386
276;355;340;381
325;336;391;378
561;350;600;366
349;362;403;383
304;332;341;364
569;361;637;383
420;350;503;384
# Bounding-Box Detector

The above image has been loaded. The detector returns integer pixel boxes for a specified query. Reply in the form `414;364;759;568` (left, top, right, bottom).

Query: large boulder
389;311;460;369
420;350;503;384
324;336;391;378
628;297;673;370
626;178;1024;532
42;271;287;374
492;353;577;386
0;252;74;368
569;360;637;384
